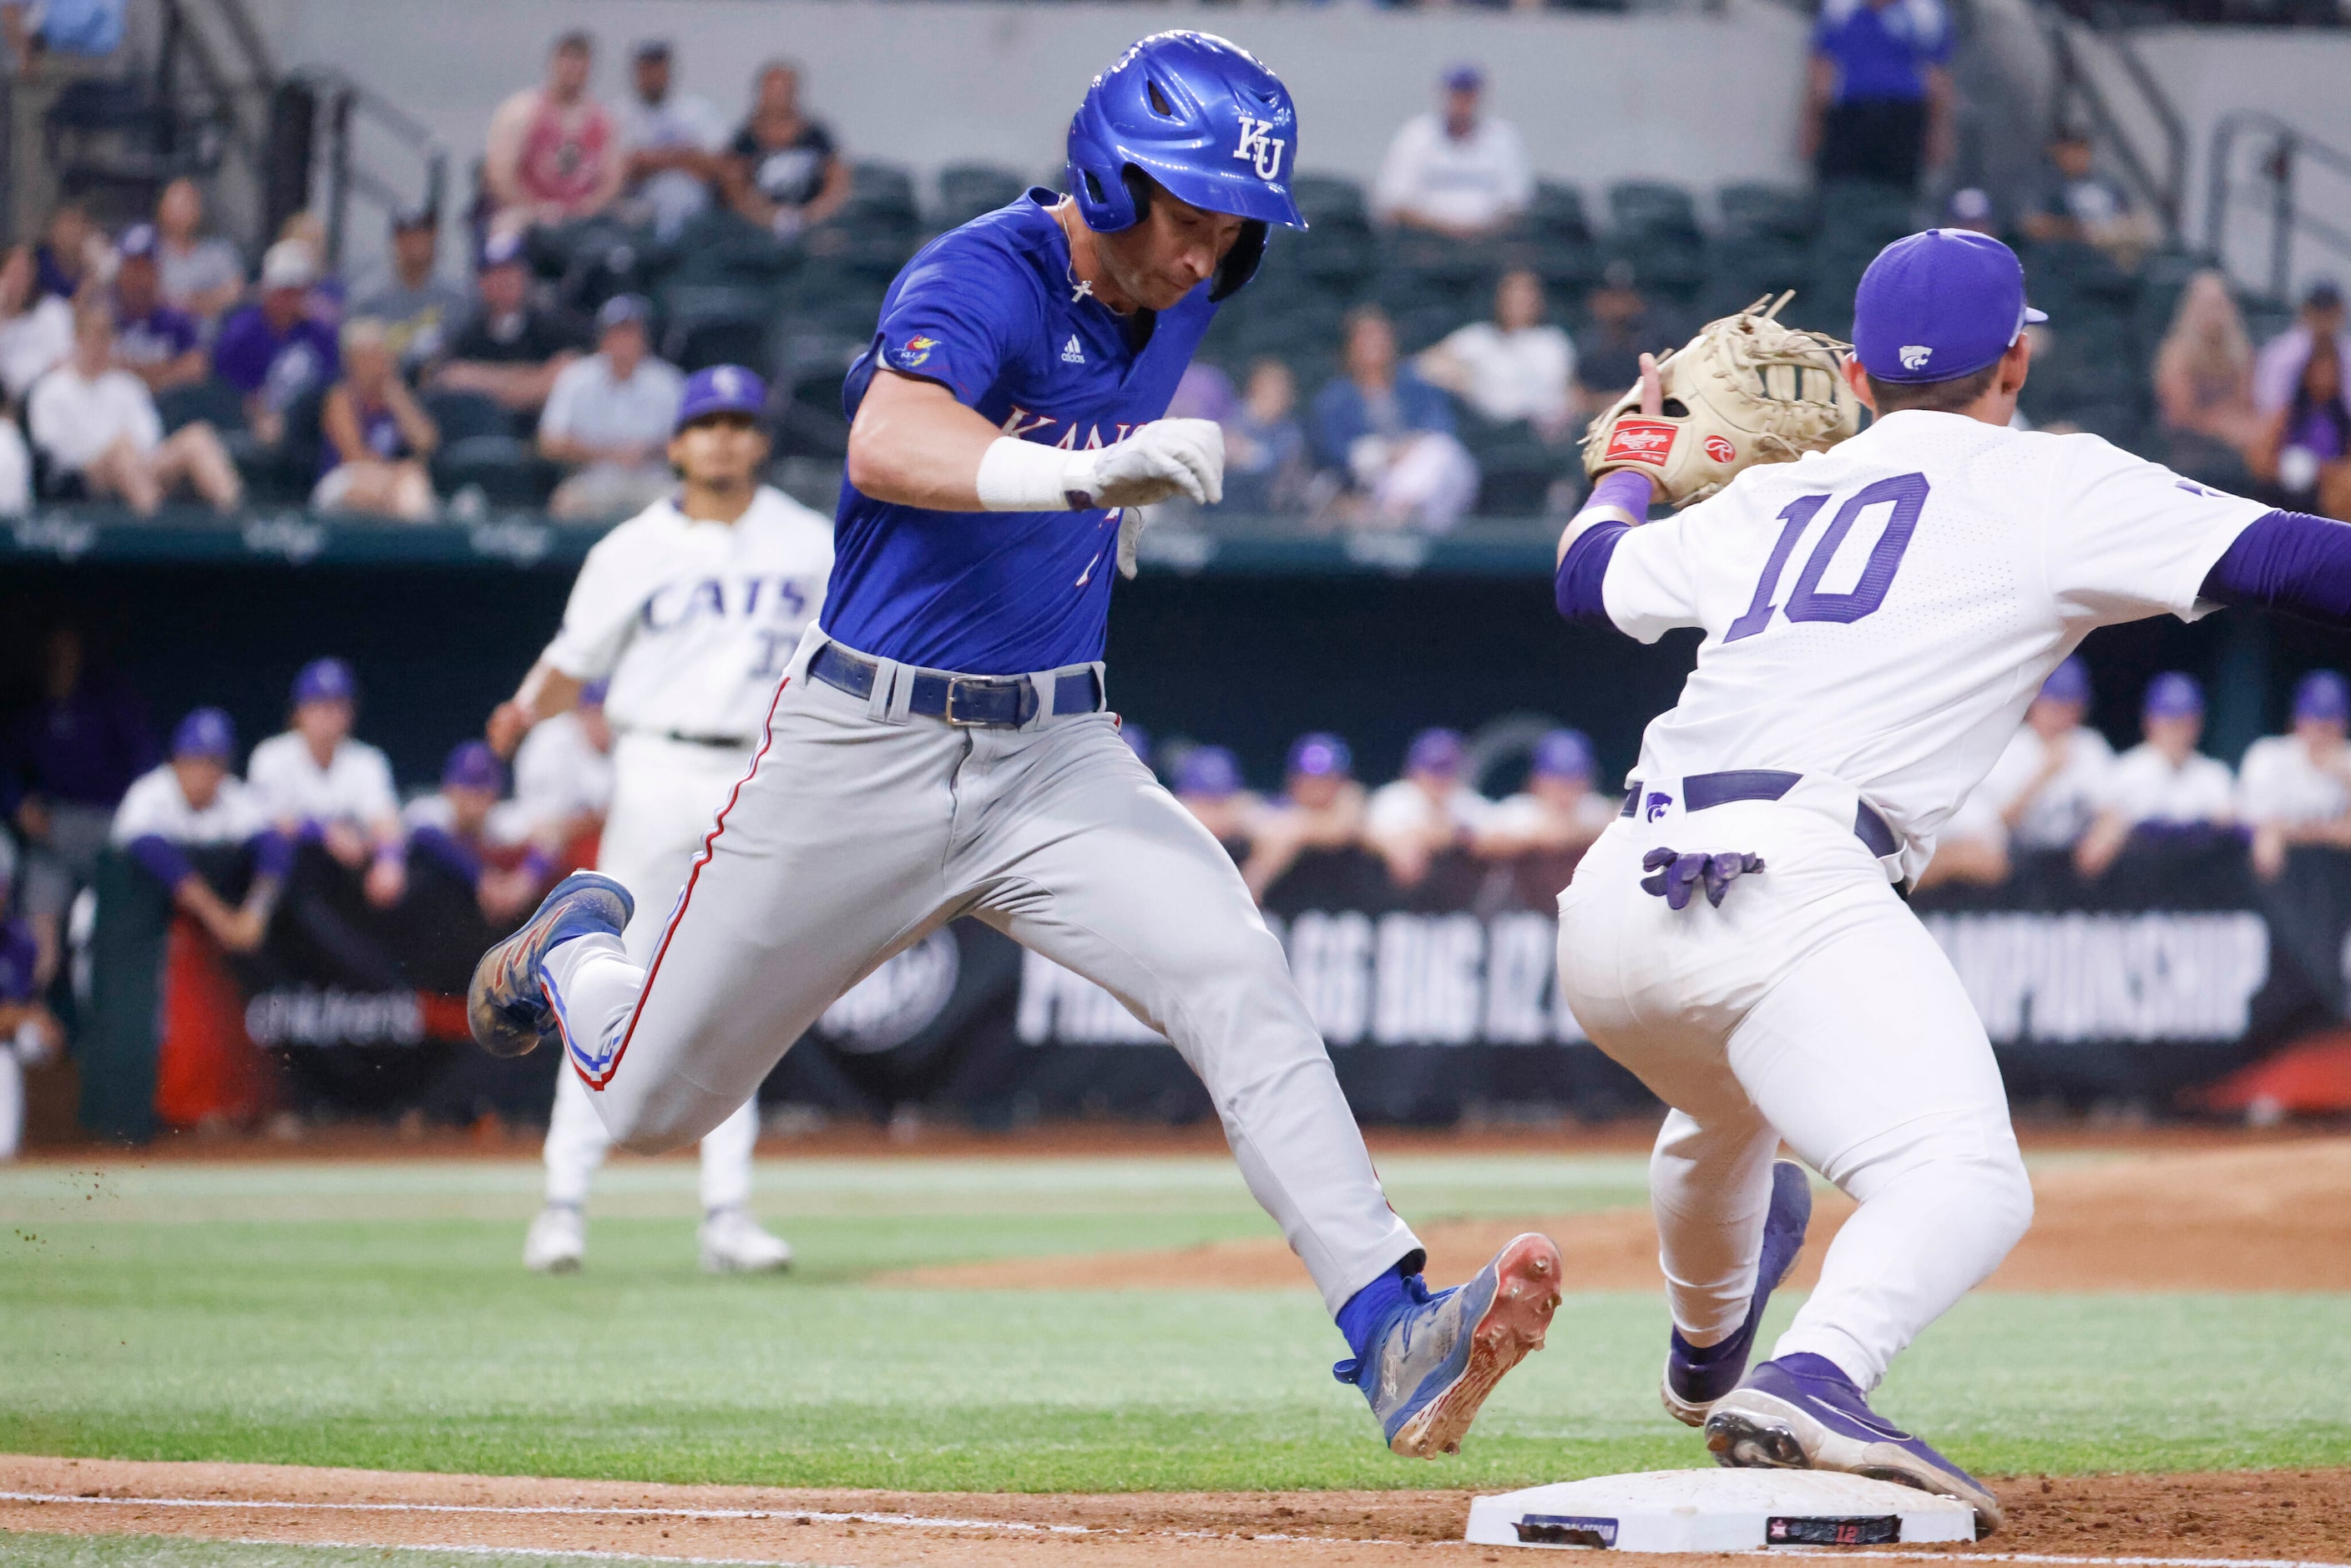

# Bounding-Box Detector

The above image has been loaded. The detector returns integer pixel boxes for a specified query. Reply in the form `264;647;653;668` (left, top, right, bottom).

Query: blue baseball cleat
1704;1353;2004;1535
1662;1158;1814;1426
1341;1232;1563;1459
466;872;634;1059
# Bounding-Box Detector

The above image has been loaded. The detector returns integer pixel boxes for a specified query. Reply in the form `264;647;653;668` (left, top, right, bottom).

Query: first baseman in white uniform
1551;228;2351;1530
467;33;1562;1461
488;364;832;1275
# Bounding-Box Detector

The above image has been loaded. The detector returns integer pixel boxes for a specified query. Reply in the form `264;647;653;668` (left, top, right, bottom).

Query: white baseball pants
542;637;1422;1312
1556;782;2034;1392
540;736;761;1215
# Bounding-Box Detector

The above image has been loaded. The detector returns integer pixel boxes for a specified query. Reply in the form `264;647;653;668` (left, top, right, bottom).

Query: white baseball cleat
523;1204;585;1273
700;1206;794;1273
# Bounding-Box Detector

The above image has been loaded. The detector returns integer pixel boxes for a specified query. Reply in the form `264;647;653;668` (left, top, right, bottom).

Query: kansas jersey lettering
541;485;835;739
828;190;1216;675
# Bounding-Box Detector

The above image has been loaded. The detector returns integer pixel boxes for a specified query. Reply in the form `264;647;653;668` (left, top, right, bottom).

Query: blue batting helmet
1066;32;1305;301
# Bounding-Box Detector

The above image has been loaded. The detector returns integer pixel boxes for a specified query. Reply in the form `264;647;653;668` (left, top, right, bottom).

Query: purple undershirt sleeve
2199;510;2351;625
249;829;295;882
409;825;481;886
1555;521;1631;625
128;834;194;891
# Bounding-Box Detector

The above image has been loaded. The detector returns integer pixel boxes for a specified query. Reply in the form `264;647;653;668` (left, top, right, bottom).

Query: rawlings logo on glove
1582;291;1858;507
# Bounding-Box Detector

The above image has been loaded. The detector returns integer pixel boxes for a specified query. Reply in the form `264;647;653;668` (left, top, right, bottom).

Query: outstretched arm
1553;354;1664;625
2199;510;2351;624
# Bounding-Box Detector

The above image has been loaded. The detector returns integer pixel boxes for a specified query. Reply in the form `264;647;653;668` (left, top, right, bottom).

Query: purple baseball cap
291;657;356;706
1287;732;1352;780
172;706;235;761
442;740;504;793
2142;670;2203;719
2294;670;2350;723
597;292;650;331
1530;728;1595;781
1176;745;1242;798
675;364;766;431
1853;230;2047;385
1405;727;1465;778
2039;656;2092;707
116;223;158;261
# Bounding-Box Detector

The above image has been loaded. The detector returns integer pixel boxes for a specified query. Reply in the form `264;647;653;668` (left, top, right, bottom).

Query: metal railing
2204;111;2351;301
2040;6;2190;244
279;66;447;269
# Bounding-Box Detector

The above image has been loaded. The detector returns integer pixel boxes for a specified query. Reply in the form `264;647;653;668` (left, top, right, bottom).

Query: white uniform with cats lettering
1556;409;2267;1390
533;486;833;1224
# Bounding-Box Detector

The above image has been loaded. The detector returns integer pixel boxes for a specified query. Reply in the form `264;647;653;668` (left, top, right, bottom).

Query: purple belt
1620;769;1901;860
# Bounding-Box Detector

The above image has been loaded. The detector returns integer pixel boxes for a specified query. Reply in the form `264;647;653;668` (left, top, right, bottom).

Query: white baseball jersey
2103;742;2236;826
1597;409;2268;880
540;486;834;741
111;765;268;846
1364;778;1495;840
1974;722;2116;851
246;733;400;829
2237;734;2351;827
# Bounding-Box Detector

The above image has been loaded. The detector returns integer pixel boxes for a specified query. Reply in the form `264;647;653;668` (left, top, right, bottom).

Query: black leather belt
1620;769;1900;859
810;642;1103;730
663;731;756;749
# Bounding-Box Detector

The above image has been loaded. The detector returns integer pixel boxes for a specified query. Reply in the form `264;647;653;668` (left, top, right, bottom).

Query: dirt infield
5;1456;2349;1566
884;1139;2351;1293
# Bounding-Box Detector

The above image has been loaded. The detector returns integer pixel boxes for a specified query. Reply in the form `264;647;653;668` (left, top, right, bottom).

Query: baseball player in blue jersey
468;32;1562;1459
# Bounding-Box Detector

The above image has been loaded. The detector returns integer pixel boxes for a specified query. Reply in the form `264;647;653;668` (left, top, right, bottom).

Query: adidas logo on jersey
1061;335;1085;365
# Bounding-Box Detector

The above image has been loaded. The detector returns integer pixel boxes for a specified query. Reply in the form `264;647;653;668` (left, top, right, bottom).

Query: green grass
3;1156;2348;1492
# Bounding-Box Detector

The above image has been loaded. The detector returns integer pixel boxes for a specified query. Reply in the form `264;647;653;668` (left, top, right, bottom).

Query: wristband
1579;468;1657;529
975;437;1095;513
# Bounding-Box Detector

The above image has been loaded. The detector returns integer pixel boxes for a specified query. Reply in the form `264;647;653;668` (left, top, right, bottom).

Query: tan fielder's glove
1581;292;1859;507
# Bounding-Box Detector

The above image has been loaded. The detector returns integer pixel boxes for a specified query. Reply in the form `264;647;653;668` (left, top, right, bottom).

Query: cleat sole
1388;1232;1563;1459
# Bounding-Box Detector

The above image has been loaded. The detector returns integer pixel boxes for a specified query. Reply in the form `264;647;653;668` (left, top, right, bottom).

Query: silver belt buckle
943;675;997;727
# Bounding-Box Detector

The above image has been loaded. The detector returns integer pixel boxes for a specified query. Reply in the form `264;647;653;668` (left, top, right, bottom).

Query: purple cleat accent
1661;1159;1813;1427
1704;1353;2004;1535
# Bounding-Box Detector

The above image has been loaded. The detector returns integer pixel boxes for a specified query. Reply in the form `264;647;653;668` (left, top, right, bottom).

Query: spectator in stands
2075;672;2235;878
2254;278;2350;418
2021;127;2157;270
1575;260;1681;412
152;178;246;326
1975;657;2114;857
248;659;407;909
1312;306;1478;532
1241;732;1365;900
356;208;471;375
721;60;851;243
2;625;152;985
1477;728;1615;860
0;835;61;1161
484;30;624;235
2250;329;2351;521
1373;63;1530;240
1365;727;1493;889
2;0;124;78
33;202;99;301
1914;786;2010;892
1417;268;1577;442
109;708;290;956
272;210;342;321
211;240;340;444
1221;358;1309;515
2238;670;2351;881
1173;746;1261;862
108;225;203;393
432;230;585;421
1802;0;1953;192
31;298;241;515
619;38;726;241
509;678;613;857
2155;271;2266;480
314;318;438;521
538;294;685;519
403;741;549;923
0;242;70;404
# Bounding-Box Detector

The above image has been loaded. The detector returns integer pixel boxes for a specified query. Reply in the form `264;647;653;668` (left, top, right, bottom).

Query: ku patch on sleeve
888;334;943;372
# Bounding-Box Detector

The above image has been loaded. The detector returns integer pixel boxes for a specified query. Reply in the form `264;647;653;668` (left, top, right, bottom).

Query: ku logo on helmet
1234;114;1287;181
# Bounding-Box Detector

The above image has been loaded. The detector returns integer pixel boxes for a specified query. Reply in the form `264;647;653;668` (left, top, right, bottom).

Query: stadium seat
154;377;247;438
932;163;1027;230
1522;182;1600;304
1604;180;1706;304
806;161;927;278
1716;183;1815;244
434;435;554;508
1284;175;1376;293
657;281;782;372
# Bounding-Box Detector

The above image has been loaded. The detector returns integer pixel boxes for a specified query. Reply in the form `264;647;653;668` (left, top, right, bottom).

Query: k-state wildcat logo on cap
1605;418;1677;467
1900;344;1934;371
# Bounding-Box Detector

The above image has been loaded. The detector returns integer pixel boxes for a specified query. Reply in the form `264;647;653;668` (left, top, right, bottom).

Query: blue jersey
828;191;1215;675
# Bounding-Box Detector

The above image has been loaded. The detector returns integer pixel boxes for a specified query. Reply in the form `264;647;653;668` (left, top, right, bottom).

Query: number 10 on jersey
1724;473;1930;642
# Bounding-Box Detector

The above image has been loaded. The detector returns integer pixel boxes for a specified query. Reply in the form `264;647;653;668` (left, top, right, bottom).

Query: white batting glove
1116;508;1147;579
1082;417;1224;509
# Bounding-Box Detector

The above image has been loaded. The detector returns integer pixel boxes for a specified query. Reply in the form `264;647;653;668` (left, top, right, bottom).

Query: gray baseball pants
540;634;1422;1311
